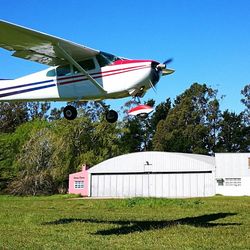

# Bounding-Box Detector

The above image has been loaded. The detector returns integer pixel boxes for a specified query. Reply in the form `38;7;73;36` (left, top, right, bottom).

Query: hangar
87;152;215;198
69;152;250;198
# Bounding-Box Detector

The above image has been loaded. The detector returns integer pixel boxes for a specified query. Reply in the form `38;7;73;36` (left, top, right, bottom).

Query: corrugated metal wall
91;172;215;198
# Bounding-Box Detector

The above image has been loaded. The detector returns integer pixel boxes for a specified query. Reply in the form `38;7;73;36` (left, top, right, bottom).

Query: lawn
0;195;249;249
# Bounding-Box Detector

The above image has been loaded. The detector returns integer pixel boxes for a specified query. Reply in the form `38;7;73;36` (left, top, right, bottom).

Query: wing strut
57;43;107;95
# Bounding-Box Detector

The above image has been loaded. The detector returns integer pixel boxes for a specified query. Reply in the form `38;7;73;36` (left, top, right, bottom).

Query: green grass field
0;195;249;249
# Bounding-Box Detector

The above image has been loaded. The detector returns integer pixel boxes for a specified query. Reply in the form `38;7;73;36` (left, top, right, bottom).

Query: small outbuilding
68;165;89;196
88;152;216;198
215;153;250;196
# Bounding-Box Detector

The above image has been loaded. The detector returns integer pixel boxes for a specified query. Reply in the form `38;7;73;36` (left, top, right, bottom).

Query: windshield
96;51;122;67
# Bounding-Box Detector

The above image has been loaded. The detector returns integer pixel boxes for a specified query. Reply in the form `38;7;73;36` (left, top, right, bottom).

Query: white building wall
215;153;250;196
215;153;250;177
90;172;215;198
216;177;250;196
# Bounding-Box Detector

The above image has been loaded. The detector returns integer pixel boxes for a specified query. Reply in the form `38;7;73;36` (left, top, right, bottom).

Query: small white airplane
0;20;174;123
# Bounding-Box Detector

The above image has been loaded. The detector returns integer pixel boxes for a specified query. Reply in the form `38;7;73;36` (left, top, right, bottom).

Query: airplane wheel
63;105;77;120
106;110;118;123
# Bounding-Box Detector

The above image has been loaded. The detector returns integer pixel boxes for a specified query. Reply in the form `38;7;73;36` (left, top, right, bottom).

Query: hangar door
90;172;215;198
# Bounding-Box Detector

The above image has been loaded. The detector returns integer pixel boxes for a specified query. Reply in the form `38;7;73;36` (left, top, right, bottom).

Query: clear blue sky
1;0;250;114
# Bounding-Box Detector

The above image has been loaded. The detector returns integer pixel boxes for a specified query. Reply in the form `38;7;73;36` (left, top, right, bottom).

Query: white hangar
88;152;215;198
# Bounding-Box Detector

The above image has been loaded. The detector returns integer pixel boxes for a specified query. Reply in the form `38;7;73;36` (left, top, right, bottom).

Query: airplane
0;20;174;123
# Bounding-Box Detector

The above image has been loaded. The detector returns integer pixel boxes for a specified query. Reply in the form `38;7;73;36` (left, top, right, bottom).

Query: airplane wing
0;20;99;66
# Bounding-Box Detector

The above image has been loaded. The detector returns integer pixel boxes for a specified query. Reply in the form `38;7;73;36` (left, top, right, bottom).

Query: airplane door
72;58;103;98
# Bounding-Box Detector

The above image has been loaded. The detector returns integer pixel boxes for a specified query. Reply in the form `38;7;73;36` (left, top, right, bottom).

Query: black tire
63;105;77;120
106;110;118;123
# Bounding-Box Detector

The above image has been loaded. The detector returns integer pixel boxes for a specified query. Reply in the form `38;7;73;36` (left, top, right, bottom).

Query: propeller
163;58;173;65
156;58;175;76
149;58;174;93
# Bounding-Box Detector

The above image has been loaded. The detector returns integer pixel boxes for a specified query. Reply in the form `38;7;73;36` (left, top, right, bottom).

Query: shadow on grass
43;213;240;235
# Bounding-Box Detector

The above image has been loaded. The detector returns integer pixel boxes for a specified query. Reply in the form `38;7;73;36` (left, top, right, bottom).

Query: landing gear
63;103;118;123
97;101;118;123
63;105;77;120
105;109;118;123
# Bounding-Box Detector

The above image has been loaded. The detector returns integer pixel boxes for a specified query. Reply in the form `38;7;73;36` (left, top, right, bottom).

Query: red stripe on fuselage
58;64;151;86
58;64;148;81
110;59;156;66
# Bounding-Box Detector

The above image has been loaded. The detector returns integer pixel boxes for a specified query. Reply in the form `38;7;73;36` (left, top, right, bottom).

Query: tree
216;110;250;152
49;107;63;121
67;101;107;122
120;118;145;152
150;98;171;132
78;118;124;165
0;120;50;193
8;126;69;195
27;102;51;120
120;99;156;152
206;98;221;153
153;83;220;154
0;133;16;191
241;84;250;125
0;102;28;133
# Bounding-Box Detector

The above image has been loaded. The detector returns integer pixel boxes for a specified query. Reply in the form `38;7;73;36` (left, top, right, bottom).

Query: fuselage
0;55;161;102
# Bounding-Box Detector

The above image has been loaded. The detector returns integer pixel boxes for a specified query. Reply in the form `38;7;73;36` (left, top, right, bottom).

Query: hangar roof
89;151;215;174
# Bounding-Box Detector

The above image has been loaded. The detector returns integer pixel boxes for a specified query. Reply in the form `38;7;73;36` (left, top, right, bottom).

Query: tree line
0;83;249;195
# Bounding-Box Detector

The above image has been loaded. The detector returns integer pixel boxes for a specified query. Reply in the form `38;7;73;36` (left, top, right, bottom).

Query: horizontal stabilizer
128;104;154;116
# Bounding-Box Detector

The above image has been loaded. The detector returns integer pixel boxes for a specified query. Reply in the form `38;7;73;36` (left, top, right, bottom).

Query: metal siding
101;175;106;196
91;175;98;197
175;174;181;197
163;174;169;197
135;175;143;197
110;175;117;197
203;173;208;196
116;175;123;197
169;175;173;196
206;172;215;196
104;175;110;196
148;175;154;197
91;172;214;198
142;175;149;197
100;175;105;197
123;175;130;197
190;174;197;197
155;174;163;197
129;175;133;196
215;153;250;177
196;174;203;197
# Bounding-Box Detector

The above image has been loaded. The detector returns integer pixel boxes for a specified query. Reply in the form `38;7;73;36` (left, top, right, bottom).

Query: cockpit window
56;65;71;76
46;69;56;77
56;58;96;77
96;51;122;67
73;59;95;73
